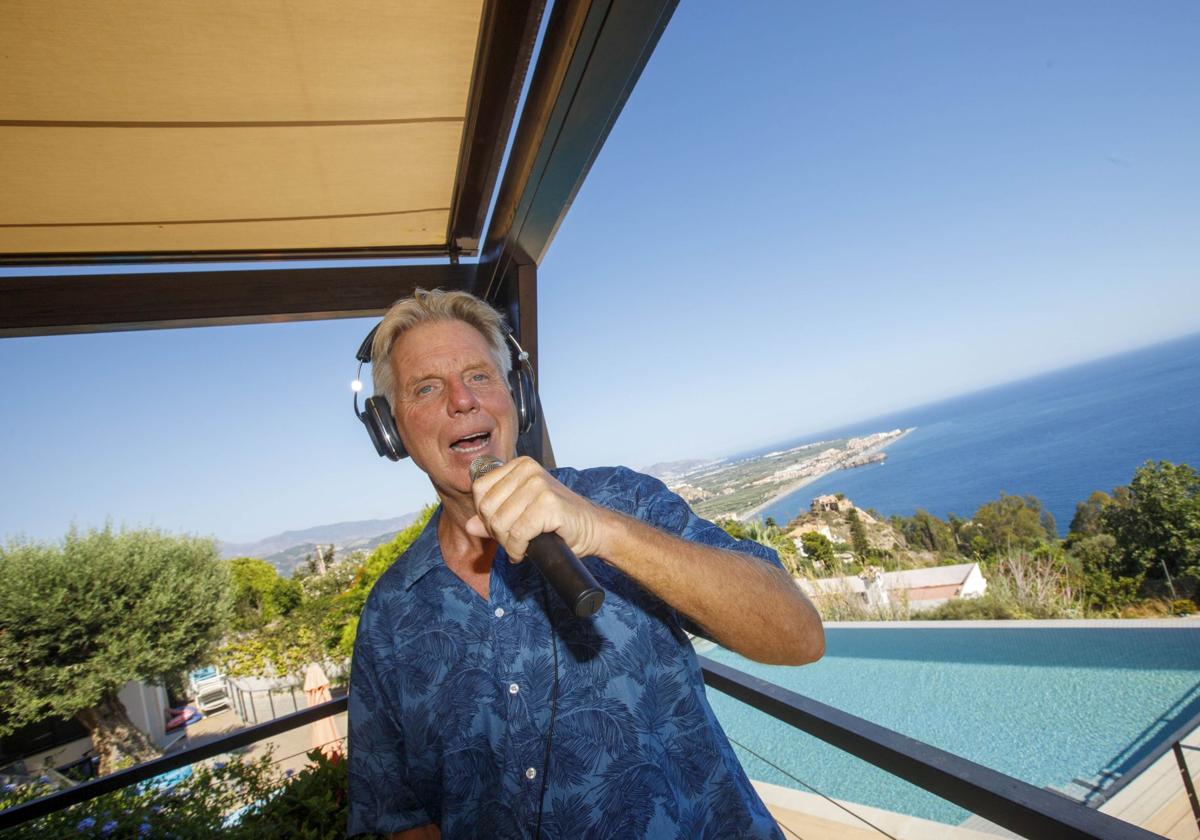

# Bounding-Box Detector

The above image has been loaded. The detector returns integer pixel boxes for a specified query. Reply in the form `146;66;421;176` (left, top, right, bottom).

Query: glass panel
703;629;1200;838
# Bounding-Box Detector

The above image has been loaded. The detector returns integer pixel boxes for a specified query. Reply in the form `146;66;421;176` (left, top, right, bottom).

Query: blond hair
371;288;511;404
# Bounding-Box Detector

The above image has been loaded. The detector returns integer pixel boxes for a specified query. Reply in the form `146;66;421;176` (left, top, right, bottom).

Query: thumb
465;515;490;539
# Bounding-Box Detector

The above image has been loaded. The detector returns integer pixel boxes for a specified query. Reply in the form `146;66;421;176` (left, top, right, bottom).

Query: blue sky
2;1;1198;544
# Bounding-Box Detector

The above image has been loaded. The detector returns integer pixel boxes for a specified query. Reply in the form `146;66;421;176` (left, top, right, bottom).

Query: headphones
353;322;537;461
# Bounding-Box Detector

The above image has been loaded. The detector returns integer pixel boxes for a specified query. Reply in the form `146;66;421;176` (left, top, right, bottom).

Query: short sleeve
624;468;786;572
575;467;787;639
347;589;433;837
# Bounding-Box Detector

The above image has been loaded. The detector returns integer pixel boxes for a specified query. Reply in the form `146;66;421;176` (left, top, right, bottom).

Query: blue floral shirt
348;466;785;839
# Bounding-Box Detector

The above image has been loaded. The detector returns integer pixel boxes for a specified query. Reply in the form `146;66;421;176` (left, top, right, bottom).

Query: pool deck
167;702;347;779
753;780;1010;839
1099;722;1200;840
752;716;1200;840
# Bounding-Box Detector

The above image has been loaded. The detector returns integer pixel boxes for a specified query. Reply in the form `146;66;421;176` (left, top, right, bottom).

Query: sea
752;331;1200;533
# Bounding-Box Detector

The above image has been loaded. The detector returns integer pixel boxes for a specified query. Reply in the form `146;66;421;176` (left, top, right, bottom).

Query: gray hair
371;288;512;404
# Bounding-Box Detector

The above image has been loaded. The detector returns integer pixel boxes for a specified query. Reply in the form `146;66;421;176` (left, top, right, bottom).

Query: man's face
388;319;517;500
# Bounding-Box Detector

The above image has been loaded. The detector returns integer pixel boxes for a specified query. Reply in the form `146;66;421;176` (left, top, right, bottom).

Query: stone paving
168;687;346;780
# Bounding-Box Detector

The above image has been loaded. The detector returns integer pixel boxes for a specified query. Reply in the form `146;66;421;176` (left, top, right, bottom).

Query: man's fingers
464;515;489;539
469;456;521;500
484;485;554;562
470;457;573;563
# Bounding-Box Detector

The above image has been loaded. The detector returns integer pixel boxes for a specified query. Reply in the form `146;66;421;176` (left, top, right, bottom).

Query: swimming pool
700;620;1200;825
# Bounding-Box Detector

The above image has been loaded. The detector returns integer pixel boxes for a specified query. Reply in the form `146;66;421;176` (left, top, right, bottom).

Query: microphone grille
469;455;504;483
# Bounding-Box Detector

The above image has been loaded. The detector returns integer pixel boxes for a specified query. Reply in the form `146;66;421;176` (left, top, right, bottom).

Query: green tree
1067;491;1112;543
892;509;957;554
0;528;232;774
800;531;836;568
228;557;301;631
1069;533;1141;613
218;507;438;679
736;519;801;575
1101;460;1200;582
968;494;1057;557
335;506;436;659
847;508;870;560
716;518;749;541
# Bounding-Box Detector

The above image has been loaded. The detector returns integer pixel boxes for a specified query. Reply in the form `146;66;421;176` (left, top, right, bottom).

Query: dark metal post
516;262;555;467
267;691;276;721
1173;741;1200;832
488;259;555;467
290;687;298;712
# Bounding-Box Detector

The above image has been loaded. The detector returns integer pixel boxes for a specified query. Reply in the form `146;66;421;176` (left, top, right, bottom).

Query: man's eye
470;372;490;383
415;383;436;397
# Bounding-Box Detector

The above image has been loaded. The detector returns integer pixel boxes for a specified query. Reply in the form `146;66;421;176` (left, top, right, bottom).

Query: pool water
701;623;1200;825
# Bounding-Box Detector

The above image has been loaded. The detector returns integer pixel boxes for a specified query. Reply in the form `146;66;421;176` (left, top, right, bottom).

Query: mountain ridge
218;513;421;563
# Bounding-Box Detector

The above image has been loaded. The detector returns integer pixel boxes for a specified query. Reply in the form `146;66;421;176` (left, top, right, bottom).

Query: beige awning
0;0;485;255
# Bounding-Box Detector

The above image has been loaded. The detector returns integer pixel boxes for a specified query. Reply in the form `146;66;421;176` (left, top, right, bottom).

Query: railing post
267;691;276;721
1173;741;1200;833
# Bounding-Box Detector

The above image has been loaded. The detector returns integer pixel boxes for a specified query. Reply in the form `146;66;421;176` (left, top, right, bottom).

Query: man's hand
466;458;824;666
465;456;607;561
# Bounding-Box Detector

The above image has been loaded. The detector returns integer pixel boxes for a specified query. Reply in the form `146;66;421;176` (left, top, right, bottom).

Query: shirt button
508;682;520;695
525;767;537;781
494;607;505;618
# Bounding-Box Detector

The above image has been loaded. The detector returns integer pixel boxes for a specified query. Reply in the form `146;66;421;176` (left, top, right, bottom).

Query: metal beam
0;262;476;338
0;245;448;269
478;0;678;296
446;0;546;255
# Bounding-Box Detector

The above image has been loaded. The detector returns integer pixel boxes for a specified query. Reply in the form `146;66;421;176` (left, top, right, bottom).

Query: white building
798;562;987;613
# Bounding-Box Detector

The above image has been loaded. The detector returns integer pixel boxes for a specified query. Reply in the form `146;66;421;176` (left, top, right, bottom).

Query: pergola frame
0;0;677;341
0;0;678;460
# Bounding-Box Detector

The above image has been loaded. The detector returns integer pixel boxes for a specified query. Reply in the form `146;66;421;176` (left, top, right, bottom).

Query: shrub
924;592;1021;621
1170;599;1195;616
0;750;385;840
926;549;1082;620
0;754;277;839
233;750;383;840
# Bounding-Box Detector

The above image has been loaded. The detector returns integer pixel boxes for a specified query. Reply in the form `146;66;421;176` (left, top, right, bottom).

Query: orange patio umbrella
303;663;341;759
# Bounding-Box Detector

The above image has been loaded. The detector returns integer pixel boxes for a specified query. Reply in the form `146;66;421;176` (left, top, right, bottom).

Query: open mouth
450;431;491;453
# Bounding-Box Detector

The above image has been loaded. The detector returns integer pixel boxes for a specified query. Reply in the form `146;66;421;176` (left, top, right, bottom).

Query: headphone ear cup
363;396;407;461
508;367;537;435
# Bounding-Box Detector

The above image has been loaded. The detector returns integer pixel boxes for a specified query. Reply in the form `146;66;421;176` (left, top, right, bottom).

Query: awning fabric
0;0;485;254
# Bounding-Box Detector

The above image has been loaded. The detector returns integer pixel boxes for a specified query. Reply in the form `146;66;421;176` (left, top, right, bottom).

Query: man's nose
445;377;481;414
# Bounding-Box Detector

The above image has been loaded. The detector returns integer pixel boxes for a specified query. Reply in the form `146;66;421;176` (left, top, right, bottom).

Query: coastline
738;428;915;521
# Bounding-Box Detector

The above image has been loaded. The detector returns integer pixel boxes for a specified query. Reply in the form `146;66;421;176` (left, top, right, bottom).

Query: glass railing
2;661;1191;837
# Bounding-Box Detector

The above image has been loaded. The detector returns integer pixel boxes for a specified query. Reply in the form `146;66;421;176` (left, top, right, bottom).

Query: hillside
219;512;422;575
785;501;903;552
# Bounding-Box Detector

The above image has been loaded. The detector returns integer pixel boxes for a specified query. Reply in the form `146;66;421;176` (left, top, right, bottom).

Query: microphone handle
526;532;605;618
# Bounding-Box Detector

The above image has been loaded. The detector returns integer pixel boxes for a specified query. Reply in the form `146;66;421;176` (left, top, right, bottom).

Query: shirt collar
396;505;446;591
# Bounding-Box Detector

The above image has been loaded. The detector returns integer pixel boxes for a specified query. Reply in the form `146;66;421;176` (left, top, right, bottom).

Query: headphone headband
352;321;537;461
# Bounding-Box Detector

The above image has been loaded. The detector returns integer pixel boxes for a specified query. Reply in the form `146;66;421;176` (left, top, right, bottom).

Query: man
348;289;824;839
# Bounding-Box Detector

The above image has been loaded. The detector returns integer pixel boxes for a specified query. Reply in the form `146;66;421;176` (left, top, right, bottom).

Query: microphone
470;456;605;618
